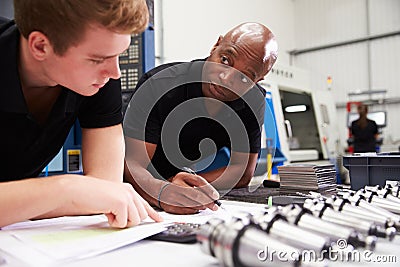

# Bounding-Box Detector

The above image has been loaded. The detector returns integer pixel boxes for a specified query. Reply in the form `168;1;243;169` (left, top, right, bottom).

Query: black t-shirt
124;60;265;179
351;119;378;153
0;21;123;181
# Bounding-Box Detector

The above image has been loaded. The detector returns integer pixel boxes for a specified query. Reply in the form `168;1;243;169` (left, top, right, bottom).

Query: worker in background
0;0;162;228
350;104;378;153
124;22;278;214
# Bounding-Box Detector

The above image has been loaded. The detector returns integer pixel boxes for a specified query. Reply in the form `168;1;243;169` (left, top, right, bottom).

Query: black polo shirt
351;119;378;153
0;21;123;181
124;60;265;179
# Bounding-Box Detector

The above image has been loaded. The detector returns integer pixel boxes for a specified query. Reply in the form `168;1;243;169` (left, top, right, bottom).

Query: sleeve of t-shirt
232;90;265;154
247;98;265;153
78;78;123;128
124;61;200;144
123;72;162;144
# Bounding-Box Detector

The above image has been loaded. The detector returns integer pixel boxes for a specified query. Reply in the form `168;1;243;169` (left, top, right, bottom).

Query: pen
182;167;223;208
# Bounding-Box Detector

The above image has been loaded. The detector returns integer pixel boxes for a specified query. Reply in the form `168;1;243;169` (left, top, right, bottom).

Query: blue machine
41;121;82;176
264;92;286;173
254;92;286;176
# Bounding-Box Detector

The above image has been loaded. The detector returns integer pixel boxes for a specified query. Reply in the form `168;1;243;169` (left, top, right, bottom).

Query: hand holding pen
182;167;224;210
157;169;220;214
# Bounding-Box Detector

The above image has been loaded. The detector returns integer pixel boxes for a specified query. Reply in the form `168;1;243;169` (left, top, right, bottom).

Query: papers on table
0;215;168;267
160;200;266;224
0;201;267;267
278;163;337;196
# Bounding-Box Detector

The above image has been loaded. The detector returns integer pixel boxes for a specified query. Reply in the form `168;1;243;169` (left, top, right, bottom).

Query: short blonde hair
14;0;149;55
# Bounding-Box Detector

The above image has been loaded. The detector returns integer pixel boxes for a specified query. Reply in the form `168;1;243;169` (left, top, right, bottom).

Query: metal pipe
289;30;400;56
252;208;332;254
328;195;399;230
280;204;376;250
357;190;400;216
303;199;394;240
197;217;303;267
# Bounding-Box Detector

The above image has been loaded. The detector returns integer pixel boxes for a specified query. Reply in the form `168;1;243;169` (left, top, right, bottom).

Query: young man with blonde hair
0;0;161;227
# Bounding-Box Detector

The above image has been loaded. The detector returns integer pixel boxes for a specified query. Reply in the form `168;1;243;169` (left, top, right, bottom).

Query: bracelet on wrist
157;183;171;209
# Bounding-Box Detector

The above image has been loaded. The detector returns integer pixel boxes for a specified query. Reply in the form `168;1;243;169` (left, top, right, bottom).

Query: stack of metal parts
278;164;337;197
197;181;400;267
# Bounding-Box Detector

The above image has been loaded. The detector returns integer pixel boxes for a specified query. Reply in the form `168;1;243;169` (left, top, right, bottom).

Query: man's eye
90;59;104;64
221;56;229;65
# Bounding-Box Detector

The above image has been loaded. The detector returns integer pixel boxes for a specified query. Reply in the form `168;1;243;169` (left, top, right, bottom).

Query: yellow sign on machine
67;149;81;173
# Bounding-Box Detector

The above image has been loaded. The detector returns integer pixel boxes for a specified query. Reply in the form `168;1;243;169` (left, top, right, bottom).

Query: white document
0;215;168;266
0;201;266;266
160;200;266;224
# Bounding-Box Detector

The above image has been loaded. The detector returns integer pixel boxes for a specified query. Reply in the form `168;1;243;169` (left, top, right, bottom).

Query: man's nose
103;57;121;79
219;67;236;88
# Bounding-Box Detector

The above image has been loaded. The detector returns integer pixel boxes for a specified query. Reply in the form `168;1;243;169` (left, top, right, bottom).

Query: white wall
155;0;295;65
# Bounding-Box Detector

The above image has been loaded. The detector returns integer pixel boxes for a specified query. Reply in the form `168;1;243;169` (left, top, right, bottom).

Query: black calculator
147;222;201;244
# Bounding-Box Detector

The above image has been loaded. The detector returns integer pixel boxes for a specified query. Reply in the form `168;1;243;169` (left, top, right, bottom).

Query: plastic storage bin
343;154;400;190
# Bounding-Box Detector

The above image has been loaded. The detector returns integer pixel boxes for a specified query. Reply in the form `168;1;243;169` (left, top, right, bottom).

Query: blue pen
182;167;223;208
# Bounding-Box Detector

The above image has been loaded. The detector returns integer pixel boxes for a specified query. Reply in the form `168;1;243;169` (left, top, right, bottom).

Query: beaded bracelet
157;183;171;209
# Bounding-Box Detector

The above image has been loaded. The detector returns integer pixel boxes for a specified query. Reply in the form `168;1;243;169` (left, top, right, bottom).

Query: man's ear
210;35;223;54
27;31;53;61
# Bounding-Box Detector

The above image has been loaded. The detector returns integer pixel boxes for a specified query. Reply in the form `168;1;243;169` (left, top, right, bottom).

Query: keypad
147;222;201;243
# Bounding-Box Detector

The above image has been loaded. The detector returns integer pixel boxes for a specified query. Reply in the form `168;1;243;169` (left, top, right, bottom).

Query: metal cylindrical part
253;211;332;254
357;191;400;217
296;213;375;250
357;198;400;221
322;207;393;239
197;218;302;267
339;205;394;227
269;220;331;252
217;219;242;267
238;226;302;267
312;205;371;233
386;194;400;204
281;204;374;250
370;196;400;215
304;200;392;239
197;217;225;258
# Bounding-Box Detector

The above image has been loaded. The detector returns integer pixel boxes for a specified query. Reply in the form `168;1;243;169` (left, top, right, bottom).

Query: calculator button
147;222;202;243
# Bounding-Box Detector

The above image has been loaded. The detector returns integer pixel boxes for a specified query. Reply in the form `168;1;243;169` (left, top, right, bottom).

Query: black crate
343;155;400;190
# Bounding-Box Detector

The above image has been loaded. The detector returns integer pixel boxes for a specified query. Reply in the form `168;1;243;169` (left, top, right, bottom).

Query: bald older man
124;22;278;214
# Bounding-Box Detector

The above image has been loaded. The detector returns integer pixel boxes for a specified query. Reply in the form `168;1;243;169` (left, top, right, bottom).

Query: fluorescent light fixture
285;105;307;113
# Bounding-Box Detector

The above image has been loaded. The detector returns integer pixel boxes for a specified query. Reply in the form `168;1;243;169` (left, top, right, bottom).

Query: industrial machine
254;92;287;177
260;63;341;163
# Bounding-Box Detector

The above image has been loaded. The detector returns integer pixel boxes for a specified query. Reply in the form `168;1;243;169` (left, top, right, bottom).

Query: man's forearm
0;175;78;226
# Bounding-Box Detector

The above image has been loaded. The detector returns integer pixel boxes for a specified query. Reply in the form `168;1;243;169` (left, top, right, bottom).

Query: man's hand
159;172;220;214
104;183;164;227
63;176;163;228
1;175;163;228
